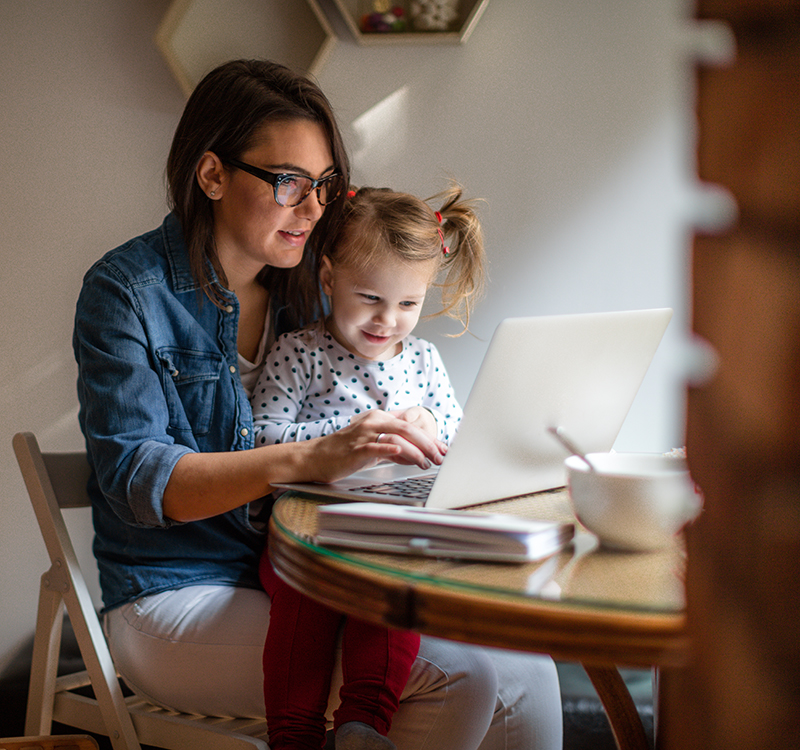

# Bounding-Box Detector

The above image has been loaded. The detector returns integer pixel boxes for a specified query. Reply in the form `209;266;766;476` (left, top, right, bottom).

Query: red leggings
259;544;420;750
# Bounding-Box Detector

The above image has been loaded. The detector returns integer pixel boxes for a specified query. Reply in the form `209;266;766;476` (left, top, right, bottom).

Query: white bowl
566;452;702;551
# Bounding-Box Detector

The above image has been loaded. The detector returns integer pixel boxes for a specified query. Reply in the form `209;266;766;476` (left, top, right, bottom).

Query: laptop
273;308;673;509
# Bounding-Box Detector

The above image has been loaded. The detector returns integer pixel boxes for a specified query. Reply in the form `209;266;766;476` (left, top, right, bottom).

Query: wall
0;0;694;671
314;0;696;450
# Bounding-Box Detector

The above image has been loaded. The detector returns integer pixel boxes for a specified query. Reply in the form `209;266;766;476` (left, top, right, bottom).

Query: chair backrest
39;451;93;509
13;432;100;614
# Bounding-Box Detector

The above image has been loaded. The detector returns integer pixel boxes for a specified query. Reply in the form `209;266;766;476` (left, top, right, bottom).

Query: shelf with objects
331;0;490;45
156;0;336;97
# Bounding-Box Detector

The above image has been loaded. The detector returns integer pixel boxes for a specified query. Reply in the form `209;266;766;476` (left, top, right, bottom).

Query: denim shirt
74;213;282;612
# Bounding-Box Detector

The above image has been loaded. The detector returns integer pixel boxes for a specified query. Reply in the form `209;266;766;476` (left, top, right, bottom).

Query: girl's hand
307;410;446;484
388;406;438;439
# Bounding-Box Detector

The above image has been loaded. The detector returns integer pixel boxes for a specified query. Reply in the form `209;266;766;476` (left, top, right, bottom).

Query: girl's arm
392;341;463;443
422;342;463;443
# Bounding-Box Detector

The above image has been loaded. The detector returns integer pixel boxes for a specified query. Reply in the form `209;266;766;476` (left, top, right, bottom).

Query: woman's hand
306;410;446;484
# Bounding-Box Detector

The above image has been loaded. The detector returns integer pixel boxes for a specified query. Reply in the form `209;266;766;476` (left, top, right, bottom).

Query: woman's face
212;119;335;280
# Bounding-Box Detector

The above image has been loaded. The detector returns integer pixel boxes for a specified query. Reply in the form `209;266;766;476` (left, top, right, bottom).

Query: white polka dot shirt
251;325;463;445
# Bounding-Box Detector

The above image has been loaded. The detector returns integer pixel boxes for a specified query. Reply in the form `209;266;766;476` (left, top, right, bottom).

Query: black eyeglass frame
223;157;344;208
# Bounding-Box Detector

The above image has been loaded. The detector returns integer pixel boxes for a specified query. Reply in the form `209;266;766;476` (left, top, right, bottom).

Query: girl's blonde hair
321;182;486;332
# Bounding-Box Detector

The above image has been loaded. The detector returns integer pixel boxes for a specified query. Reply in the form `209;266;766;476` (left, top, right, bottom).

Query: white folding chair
13;432;269;750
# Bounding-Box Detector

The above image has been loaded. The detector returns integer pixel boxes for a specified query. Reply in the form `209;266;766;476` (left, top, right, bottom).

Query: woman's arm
76;259;445;526
164;411;444;522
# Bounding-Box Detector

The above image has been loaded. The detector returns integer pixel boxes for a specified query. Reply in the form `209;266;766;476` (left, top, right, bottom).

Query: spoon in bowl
547;425;597;472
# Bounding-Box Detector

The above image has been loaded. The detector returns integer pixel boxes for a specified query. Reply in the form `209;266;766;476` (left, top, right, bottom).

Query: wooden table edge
268;503;689;750
268;515;689;669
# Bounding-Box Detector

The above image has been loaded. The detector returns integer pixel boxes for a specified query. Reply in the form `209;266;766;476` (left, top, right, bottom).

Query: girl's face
320;253;436;361
211;119;335;281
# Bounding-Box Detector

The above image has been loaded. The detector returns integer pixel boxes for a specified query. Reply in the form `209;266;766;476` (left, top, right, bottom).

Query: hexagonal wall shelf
156;0;336;97
331;0;490;45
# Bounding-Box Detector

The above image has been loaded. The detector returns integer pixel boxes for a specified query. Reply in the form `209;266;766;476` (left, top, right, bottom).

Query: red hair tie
346;189;356;199
437;227;450;257
435;211;443;223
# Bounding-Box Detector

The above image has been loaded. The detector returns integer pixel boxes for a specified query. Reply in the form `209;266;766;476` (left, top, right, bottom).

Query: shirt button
240;428;249;437
225;305;234;313
229;365;236;374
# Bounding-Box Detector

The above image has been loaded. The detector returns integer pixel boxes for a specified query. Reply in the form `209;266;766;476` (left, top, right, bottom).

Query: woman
73;59;563;749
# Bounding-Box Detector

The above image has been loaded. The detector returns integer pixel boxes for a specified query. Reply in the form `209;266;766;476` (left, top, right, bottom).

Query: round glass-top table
268;488;689;750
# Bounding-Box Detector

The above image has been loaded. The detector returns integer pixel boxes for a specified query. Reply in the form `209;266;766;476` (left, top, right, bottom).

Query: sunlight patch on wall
350;86;410;182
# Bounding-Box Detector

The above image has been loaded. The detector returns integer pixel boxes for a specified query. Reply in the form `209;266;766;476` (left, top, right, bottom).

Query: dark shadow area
557;661;655;750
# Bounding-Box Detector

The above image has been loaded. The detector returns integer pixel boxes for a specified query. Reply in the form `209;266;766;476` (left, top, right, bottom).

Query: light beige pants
105;585;563;750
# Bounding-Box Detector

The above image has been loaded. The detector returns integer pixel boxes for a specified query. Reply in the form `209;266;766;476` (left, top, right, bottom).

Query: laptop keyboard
357;475;436;500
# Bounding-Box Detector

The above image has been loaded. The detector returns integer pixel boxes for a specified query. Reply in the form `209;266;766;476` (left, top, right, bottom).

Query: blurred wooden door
660;1;800;747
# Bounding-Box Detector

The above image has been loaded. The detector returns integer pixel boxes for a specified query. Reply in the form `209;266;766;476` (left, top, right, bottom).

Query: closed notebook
316;502;575;562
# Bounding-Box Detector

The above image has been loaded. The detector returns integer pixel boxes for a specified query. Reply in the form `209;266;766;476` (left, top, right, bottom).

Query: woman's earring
210;190;216;197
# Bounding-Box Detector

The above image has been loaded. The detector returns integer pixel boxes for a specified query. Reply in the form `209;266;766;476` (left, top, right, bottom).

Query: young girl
252;183;486;750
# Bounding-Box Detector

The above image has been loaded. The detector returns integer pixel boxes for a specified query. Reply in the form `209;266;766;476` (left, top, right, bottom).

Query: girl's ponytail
430;182;487;333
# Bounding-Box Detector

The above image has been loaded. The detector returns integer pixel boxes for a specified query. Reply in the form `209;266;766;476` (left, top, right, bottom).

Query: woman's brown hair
166;59;350;329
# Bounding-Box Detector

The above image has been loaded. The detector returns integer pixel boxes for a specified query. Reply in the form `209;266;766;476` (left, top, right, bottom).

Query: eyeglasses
223;157;344;208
